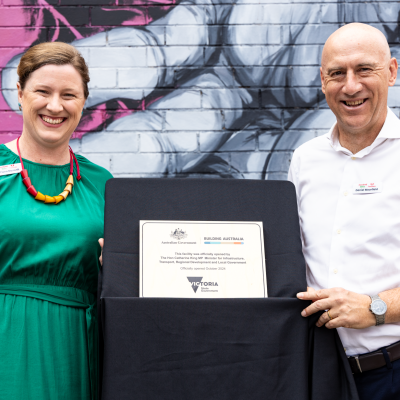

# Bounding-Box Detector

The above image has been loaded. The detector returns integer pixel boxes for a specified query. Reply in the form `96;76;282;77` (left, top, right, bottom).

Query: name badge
0;163;22;176
353;182;382;194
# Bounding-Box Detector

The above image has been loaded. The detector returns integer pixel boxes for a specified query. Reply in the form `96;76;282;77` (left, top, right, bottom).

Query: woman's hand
98;238;104;266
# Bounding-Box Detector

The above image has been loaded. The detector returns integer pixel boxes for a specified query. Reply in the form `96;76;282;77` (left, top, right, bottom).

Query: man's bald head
322;23;391;69
319;23;398;147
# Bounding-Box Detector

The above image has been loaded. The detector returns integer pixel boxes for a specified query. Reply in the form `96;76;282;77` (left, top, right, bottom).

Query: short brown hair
17;42;90;98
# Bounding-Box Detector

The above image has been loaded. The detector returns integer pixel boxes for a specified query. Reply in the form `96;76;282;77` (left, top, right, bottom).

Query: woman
0;42;112;400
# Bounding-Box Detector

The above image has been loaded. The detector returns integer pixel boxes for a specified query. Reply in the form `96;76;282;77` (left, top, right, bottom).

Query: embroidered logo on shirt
353;182;382;194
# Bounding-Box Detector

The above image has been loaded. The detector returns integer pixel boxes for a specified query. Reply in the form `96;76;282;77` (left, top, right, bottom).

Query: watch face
372;299;387;315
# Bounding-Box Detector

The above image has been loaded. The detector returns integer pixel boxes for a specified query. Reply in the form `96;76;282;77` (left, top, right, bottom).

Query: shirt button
351;157;356;160
344;192;348;196
344;347;347;352
333;269;338;274
337;229;341;234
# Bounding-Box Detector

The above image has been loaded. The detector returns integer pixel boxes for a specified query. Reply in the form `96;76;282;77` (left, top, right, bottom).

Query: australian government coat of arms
170;228;187;241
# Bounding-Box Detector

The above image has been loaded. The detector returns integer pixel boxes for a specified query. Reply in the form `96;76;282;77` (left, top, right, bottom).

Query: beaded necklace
17;136;81;204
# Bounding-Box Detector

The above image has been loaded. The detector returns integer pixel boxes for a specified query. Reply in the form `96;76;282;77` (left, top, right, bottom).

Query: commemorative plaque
140;221;267;298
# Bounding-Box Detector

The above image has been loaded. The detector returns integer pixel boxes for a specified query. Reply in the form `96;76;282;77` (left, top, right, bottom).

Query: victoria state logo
170;228;187;241
187;277;218;293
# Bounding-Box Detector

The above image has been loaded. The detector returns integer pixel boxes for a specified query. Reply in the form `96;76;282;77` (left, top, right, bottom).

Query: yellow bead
54;195;64;204
59;190;69;200
66;175;74;186
64;183;73;194
44;195;56;204
35;192;46;202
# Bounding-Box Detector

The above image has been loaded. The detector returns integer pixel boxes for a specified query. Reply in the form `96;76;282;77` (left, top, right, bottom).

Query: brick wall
1;0;399;179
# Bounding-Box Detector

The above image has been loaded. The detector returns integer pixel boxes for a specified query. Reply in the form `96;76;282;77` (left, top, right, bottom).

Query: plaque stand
99;179;359;400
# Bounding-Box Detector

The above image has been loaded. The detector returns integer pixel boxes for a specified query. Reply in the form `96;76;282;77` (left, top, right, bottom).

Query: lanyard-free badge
0;163;22;176
353;182;382;194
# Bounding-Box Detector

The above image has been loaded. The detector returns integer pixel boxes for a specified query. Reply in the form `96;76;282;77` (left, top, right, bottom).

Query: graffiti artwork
1;1;399;178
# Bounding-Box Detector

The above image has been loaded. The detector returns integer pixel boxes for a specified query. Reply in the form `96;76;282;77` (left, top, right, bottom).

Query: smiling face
17;64;86;148
320;24;397;137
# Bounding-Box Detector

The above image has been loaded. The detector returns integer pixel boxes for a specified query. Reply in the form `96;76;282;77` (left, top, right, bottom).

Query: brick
262;88;319;108
43;7;90;26
231;152;268;173
212;46;262;66
0;111;22;132
218;130;257;152
166;26;207;45
69;139;81;153
265;171;289;180
283;25;339;45
225;110;281;130
165;111;223;131
73;31;107;47
291;67;321;87
266;151;292;173
199;131;231;152
263;4;320;24
284;109;336;130
3;0;57;4
106;111;163;131
1;68;18;90
107;27;158;46
140;132;198;152
175;152;230;174
150;6;204;25
228;25;280;45
259;131;285;151
85;89;143;109
227;4;264;25
88;69;117;89
118;68;159;89
0;90;18;111
388;87;400;108
163;47;204;67
82;132;138;152
80;153;111;171
112;153;168;173
232;66;290;88
344;4;379;23
379;3;400;23
60;0;114;4
0;133;20;145
262;45;322;66
0;28;39;47
321;4;345;23
0;7;32;27
202;89;259;109
274;131;317;151
148;90;201;110
91;6;147;26
89;47;146;67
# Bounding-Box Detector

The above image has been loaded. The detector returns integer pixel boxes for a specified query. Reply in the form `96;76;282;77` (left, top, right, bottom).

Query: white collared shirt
288;108;400;356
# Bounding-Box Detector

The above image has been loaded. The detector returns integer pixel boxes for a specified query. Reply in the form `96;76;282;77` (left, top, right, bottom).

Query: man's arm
297;287;400;329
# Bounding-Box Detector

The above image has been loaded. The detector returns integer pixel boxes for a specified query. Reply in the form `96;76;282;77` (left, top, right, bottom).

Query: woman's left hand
98;238;104;266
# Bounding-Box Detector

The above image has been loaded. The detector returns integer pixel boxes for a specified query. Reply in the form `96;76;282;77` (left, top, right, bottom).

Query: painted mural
1;1;399;178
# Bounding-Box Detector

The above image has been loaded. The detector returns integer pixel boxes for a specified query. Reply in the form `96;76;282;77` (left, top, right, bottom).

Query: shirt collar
327;107;400;158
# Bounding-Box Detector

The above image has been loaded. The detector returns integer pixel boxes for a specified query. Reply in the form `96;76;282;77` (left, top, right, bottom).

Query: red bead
22;177;32;188
26;185;38;197
20;169;28;179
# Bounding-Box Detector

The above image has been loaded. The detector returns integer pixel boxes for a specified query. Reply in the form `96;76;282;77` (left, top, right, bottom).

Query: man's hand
297;287;376;329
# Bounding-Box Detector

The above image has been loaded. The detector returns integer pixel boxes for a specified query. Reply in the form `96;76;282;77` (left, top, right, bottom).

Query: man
288;23;400;399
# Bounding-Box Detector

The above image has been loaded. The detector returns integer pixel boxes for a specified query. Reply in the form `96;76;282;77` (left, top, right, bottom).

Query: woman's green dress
0;144;112;400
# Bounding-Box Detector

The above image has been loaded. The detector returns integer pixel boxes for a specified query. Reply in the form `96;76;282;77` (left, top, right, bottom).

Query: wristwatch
369;295;387;326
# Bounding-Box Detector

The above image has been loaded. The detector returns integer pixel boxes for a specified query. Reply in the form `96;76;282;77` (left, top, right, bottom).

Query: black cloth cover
99;178;359;400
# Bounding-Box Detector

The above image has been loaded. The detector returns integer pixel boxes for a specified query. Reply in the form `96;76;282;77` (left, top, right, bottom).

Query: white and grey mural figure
1;1;399;178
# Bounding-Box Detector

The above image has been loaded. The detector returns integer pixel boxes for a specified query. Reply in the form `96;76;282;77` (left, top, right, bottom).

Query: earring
81;110;83;116
18;102;22;111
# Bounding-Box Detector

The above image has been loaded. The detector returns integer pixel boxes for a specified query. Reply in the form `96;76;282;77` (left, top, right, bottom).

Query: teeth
42;116;64;124
345;100;364;106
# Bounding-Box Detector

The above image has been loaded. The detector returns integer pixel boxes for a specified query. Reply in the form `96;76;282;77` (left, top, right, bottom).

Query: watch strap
370;295;385;326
